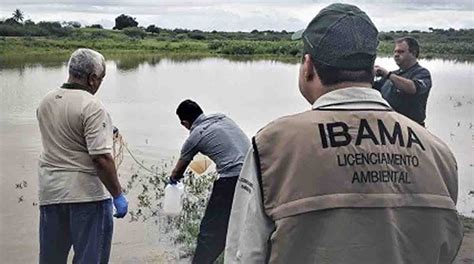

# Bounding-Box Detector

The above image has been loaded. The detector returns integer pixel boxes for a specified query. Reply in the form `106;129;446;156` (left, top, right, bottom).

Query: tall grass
125;159;218;258
2;27;473;60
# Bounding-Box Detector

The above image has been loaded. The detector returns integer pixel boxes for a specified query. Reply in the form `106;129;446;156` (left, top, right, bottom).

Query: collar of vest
61;83;93;94
312;87;392;110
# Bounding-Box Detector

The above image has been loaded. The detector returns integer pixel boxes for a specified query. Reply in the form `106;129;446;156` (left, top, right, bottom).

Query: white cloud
0;0;472;31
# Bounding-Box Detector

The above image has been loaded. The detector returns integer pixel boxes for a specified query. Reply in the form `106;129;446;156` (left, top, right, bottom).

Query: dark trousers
192;176;238;264
39;199;113;264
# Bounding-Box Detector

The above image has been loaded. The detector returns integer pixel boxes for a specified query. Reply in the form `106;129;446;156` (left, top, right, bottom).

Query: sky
0;0;472;32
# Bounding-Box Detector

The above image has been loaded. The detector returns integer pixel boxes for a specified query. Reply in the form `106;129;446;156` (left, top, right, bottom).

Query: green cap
292;3;379;70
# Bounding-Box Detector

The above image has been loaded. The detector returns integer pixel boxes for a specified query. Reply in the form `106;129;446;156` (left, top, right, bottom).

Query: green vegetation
1;10;473;61
378;29;474;60
461;215;474;233
11;9;24;23
124;159;217;258
114;14;138;30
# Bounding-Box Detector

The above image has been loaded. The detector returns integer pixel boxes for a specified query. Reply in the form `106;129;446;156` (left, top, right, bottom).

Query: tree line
2;9;471;41
0;10;291;41
1;9;473;59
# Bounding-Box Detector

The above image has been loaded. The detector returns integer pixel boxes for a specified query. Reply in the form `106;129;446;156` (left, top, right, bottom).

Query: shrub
146;25;161;35
123;27;146;39
90;30;108;39
208;40;225;50
125;159;217;256
87;24;103;29
189;31;206;40
220;42;256;55
175;33;188;40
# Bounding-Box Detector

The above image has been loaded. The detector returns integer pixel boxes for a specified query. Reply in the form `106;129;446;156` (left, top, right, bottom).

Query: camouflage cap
293;3;379;70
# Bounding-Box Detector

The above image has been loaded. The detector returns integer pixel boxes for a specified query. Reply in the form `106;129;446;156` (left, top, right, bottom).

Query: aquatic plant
125;158;217;257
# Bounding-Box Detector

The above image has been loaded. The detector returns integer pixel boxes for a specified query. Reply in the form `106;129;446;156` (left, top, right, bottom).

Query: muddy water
1;56;472;263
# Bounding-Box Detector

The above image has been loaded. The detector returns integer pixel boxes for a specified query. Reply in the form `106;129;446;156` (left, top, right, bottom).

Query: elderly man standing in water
36;48;128;263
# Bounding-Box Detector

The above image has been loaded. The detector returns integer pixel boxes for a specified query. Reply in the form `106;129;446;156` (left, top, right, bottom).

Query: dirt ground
456;232;474;264
109;229;474;264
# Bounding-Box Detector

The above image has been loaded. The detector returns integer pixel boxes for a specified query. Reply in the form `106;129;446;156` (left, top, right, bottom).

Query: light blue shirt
180;113;250;178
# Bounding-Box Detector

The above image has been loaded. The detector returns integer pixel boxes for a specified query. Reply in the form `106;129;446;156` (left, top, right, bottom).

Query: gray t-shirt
180;113;250;178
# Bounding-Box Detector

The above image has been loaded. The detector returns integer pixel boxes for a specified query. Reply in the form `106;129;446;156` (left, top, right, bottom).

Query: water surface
1;55;472;262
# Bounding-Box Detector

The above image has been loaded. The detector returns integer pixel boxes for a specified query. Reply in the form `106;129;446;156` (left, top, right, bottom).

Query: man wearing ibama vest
224;3;463;264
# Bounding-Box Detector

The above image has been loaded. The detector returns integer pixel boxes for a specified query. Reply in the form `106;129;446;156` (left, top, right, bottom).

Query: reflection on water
1;52;301;71
115;54;162;71
0;53;68;70
0;55;472;263
112;53;213;72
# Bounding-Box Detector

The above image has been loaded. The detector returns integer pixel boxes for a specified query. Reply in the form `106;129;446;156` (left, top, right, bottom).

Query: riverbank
1;27;473;62
2;39;473;72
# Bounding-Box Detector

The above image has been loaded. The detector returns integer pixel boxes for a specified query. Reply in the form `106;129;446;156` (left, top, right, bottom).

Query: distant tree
12;9;24;23
123;27;146;39
173;28;189;34
24;19;35;26
378;32;394;41
146;24;160;34
36;21;71;37
38;21;62;29
87;24;103;29
4;18;21;25
113;14;138;30
145;24;154;32
189;30;206;40
63;21;81;28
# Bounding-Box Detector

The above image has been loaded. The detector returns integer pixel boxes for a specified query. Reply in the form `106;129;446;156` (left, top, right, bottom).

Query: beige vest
254;109;459;263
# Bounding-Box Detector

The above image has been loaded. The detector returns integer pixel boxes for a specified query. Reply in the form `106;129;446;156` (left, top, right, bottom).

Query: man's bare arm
91;153;122;197
170;158;191;182
374;65;416;94
388;74;417;94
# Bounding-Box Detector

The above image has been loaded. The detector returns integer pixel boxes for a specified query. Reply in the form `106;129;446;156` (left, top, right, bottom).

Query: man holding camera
374;37;432;126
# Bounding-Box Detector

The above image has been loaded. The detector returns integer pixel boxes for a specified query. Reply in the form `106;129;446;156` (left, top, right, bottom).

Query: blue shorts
39;199;113;264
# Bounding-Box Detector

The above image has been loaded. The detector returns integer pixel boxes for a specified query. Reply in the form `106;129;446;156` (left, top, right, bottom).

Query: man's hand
374;65;389;78
113;193;128;218
169;158;190;185
169;174;183;185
